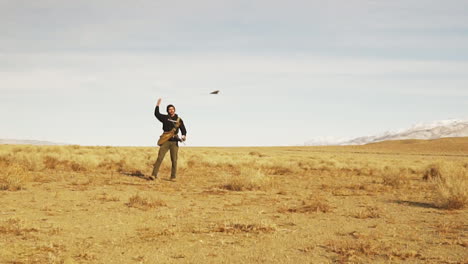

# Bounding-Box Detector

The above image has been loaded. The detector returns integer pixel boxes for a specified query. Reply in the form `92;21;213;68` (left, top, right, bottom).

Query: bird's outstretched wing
210;90;220;94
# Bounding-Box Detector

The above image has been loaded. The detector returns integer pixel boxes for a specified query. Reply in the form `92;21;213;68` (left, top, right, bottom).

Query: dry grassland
0;137;467;263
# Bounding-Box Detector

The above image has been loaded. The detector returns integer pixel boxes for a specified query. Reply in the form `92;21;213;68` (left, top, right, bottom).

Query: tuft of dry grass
0;166;27;191
43;155;61;169
279;195;332;213
423;162;443;180
0;218;38;238
94;193;120;202
431;165;468;210
433;221;465;241
352;206;382;219
248;151;266;157
381;166;409;188
137;227;176;241
326;238;422;262
126;193;167;210
214;221;276;234
326;238;381;260
220;168;273;191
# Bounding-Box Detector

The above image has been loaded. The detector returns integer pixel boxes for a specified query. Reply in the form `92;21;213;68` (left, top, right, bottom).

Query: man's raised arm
154;98;164;122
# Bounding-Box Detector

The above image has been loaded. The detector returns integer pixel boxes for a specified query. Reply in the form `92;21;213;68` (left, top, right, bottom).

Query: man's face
168;107;175;116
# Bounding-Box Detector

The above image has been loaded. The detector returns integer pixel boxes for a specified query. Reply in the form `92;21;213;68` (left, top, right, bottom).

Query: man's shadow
392;200;438;209
119;170;151;181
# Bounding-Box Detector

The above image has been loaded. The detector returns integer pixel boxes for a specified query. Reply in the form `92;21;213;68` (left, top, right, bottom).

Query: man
150;98;187;181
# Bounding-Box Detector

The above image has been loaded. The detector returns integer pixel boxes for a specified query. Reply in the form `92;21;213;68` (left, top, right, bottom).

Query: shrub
248;151;266;157
423;163;443;180
381;167;409;188
126;194;166;210
279;195;332;213
353;207;382;219
432;166;467;210
0;166;26;191
43;156;60;169
69;161;87;172
220;168;272;191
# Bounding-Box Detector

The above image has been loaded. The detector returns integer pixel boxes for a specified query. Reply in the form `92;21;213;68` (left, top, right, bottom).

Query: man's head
166;104;176;116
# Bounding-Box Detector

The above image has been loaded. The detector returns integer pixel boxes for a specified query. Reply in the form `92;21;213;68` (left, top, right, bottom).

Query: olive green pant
152;141;178;178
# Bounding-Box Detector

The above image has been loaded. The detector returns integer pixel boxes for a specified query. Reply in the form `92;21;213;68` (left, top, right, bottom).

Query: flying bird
210;90;220;94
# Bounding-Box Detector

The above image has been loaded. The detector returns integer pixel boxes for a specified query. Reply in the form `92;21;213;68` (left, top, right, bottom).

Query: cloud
1;52;467;97
1;0;467;58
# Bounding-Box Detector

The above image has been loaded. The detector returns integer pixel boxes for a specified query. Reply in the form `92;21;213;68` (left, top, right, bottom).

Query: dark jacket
155;106;187;141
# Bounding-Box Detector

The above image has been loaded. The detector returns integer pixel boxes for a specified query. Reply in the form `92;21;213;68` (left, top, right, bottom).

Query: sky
1;0;467;146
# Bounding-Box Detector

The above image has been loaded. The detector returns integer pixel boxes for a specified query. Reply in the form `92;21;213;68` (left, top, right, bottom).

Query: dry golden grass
325;237;422;263
0;138;467;263
381;166;410;188
432;165;468;209
126;193;167;210
137;226;176;241
0;166;27;191
220;167;274;191
352;206;382;219
279;194;332;213
94;192;120;202
434;220;465;239
0;218;38;238
214;221;276;234
423;162;444;180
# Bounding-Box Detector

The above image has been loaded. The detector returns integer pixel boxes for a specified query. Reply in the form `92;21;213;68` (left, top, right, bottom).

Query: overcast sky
1;0;467;146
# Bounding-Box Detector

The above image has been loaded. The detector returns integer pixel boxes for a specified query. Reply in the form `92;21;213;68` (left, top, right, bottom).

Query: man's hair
166;104;176;113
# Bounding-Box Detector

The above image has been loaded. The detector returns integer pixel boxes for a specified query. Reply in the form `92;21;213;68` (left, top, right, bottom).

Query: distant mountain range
305;119;468;146
3;119;467;147
0;139;66;146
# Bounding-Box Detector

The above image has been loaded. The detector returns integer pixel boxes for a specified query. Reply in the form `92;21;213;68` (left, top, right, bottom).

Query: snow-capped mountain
303;136;352;146
305;119;468;146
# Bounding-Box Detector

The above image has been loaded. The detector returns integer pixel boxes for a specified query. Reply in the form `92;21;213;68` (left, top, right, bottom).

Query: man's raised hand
157;98;162;106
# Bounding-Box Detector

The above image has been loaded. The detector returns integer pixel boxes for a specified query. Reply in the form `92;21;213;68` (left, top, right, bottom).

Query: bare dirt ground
1;138;467;263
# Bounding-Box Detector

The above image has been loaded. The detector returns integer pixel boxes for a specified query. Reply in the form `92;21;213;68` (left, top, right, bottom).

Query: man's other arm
180;120;187;141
